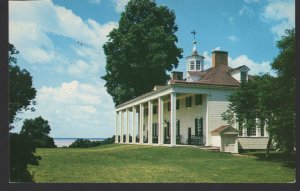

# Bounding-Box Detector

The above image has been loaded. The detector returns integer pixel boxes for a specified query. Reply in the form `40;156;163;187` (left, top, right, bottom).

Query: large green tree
222;74;276;158
20;116;56;148
9;43;40;182
269;28;295;153
222;28;295;156
9;43;36;128
102;0;182;105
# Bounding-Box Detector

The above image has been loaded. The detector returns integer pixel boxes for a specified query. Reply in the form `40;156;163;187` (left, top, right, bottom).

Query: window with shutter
152;123;158;137
176;99;180;110
186;96;192;107
247;127;256;136
167;102;171;111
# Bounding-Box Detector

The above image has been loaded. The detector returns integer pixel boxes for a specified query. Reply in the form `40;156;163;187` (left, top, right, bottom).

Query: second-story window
186;96;192;108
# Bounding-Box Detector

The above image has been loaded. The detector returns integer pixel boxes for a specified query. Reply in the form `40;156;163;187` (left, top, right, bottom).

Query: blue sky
9;0;295;138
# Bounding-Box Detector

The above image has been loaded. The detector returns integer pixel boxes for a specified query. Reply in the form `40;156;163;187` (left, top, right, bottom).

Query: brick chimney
212;50;228;67
170;71;183;80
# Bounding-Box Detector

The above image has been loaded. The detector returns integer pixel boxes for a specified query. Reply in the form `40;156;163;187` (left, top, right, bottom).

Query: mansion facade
114;41;269;153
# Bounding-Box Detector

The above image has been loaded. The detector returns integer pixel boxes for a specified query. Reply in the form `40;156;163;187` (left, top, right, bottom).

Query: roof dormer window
241;71;247;83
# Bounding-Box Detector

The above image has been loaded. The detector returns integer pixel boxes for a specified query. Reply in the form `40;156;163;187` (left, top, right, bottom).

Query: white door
223;135;236;153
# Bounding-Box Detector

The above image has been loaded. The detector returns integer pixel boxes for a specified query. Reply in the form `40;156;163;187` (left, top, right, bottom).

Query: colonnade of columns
114;93;177;146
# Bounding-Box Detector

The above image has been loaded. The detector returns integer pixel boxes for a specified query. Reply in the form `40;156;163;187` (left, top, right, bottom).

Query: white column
256;118;260;137
126;108;129;143
256;128;261;137
120;111;124;143
205;94;210;146
264;122;268;137
148;101;153;144
132;106;136;144
158;97;164;145
170;92;177;146
243;126;247;137
115;111;119;143
234;114;238;129
139;104;144;143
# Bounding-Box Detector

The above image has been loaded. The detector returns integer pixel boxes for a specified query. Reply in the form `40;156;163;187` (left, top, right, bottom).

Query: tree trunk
265;134;272;160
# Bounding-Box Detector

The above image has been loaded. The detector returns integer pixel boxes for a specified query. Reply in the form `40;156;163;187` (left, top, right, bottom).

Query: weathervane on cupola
186;30;205;81
191;30;198;53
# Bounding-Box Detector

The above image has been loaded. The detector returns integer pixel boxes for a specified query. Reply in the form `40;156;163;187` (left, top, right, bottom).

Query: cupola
186;40;205;72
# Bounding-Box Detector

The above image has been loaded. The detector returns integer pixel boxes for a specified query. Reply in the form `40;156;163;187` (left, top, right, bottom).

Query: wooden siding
238;137;269;150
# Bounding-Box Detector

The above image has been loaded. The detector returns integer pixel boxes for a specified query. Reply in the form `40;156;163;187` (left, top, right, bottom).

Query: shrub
68;136;116;148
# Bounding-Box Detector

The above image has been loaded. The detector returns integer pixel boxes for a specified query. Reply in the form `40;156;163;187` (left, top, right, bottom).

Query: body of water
54;138;107;147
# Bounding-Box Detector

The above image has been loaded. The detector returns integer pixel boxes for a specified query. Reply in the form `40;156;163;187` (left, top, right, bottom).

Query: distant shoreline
54;138;107;147
53;138;107;139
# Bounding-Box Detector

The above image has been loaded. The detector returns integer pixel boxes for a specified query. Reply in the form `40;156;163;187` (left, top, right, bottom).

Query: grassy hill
29;144;295;183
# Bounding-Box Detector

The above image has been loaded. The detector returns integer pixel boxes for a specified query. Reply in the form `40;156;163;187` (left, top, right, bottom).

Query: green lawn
29;144;295;183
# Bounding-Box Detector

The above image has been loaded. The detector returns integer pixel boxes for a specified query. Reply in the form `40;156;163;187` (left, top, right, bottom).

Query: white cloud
228;55;274;76
9;0;118;76
202;51;274;76
227;35;238;42
89;0;101;4
213;47;221;51
16;81;115;138
111;0;130;13
262;0;295;38
9;1;118;138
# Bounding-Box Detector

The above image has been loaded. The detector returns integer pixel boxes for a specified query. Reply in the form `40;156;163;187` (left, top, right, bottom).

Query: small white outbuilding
211;125;239;153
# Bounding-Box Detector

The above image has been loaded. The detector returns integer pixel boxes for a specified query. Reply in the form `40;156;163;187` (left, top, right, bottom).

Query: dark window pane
153;105;157;114
195;94;202;105
186;96;192;107
241;71;247;83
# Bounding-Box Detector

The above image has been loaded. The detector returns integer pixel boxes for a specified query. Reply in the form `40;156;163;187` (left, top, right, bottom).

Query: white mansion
114;41;269;153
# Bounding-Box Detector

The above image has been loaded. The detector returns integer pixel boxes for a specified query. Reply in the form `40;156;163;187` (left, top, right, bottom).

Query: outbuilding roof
211;125;239;135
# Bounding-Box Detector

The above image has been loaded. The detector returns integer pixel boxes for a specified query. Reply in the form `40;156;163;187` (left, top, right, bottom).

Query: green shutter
200;95;202;105
167;122;170;137
199;118;203;136
178;120;180;135
195;118;198;136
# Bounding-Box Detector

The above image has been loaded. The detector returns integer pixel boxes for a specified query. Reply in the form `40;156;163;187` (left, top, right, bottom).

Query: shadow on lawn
242;151;296;169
